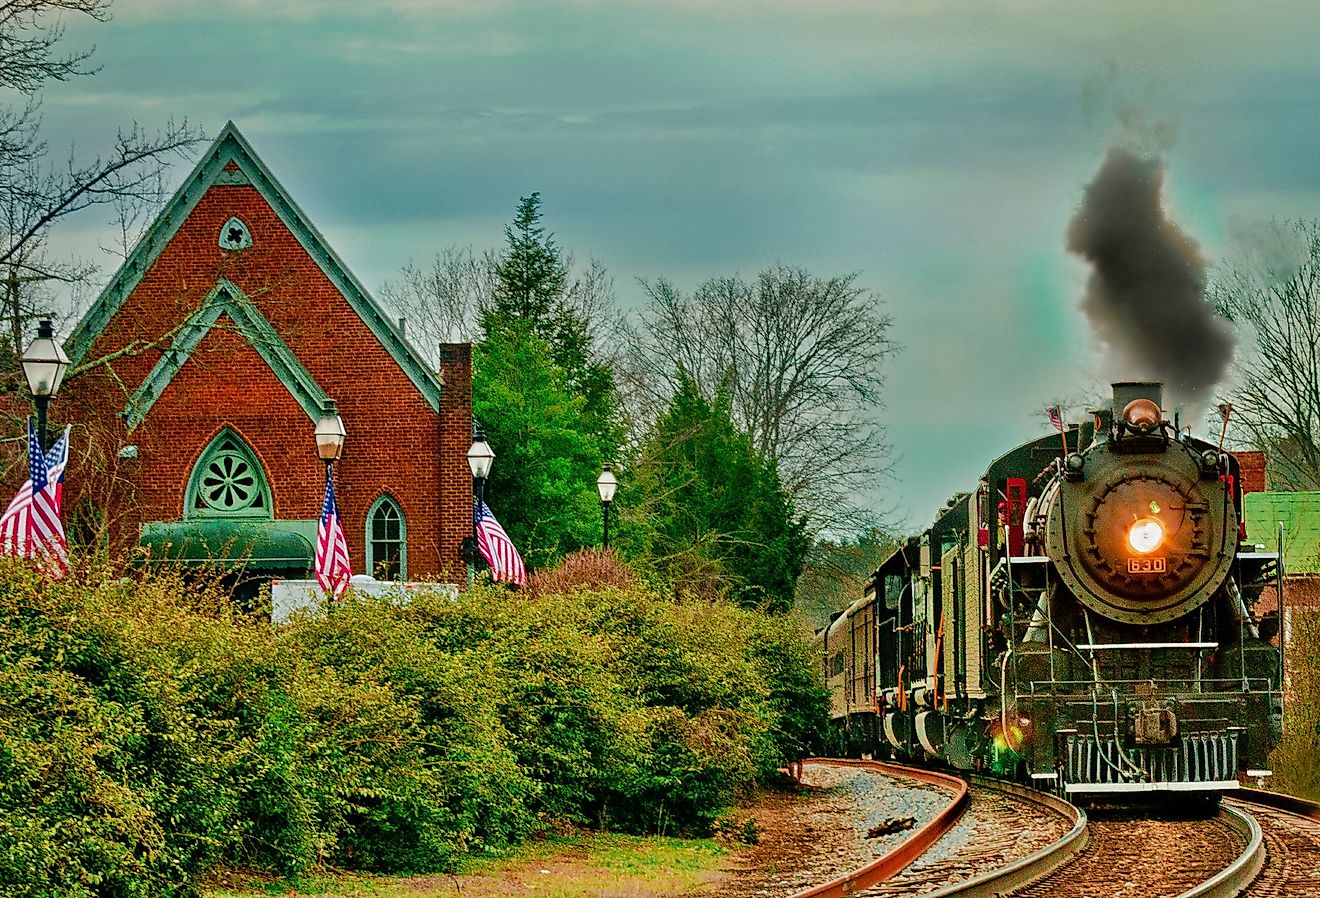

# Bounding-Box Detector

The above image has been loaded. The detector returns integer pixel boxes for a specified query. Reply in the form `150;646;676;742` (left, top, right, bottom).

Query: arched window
366;495;406;580
185;430;272;519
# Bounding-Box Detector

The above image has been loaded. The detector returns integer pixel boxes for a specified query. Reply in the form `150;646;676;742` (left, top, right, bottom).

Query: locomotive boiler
821;382;1284;797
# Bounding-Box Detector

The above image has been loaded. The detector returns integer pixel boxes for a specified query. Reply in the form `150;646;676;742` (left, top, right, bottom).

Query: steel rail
788;758;969;898
1226;787;1320;896
1175;803;1263;898
1230;787;1320;820
908;780;1257;898
916;776;1087;898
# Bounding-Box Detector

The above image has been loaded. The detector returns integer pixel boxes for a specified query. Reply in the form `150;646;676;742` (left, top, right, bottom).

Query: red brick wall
438;343;475;549
1234;450;1268;495
60;182;471;581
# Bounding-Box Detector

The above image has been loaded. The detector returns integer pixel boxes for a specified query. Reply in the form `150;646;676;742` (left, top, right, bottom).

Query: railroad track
1229;789;1320;896
855;777;1084;897
785;759;970;898
781;764;1278;898
972;802;1259;898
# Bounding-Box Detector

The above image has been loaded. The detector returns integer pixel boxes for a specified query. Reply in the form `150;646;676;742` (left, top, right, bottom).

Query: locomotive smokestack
1067;148;1234;411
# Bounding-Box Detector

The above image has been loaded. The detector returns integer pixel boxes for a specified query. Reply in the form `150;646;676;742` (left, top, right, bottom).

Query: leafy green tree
481;193;618;447
474;321;604;568
624;374;809;612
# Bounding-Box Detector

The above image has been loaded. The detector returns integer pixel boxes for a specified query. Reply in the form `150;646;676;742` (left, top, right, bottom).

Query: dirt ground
690;778;861;898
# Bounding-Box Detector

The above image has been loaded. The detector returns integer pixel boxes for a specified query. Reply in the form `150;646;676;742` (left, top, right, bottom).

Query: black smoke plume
1067;148;1234;410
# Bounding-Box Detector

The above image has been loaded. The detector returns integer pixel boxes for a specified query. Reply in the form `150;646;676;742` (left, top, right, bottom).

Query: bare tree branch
1213;219;1320;489
629;265;898;532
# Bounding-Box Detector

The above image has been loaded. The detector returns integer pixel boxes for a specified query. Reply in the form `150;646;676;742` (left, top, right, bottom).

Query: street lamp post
313;400;346;597
596;462;617;550
21;318;70;452
465;430;495;581
314;399;346;470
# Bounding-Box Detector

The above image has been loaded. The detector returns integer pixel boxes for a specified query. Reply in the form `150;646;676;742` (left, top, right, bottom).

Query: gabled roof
65;121;441;412
123;279;330;430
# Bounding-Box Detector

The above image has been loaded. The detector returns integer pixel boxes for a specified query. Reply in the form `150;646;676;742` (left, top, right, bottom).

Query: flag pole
1217;402;1232;455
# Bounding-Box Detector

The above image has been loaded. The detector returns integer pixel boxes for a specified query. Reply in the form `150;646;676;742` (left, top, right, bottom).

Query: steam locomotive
821;382;1284;797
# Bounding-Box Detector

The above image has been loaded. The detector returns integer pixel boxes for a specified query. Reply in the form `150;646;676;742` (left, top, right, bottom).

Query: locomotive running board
1066;780;1239;793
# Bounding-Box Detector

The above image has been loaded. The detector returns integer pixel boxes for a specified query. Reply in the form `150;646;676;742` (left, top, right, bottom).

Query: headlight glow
1128;517;1164;554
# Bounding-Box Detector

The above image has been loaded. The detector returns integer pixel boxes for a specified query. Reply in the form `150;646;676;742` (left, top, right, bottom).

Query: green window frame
366;494;406;580
185;430;273;519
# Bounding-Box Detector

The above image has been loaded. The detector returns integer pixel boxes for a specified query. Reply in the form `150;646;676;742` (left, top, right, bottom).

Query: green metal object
140;519;316;570
1244;491;1320;573
988;732;1023;777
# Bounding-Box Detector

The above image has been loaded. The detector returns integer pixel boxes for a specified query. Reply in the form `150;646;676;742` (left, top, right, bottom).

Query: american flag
1047;406;1064;433
475;500;526;586
0;421;71;575
315;468;352;599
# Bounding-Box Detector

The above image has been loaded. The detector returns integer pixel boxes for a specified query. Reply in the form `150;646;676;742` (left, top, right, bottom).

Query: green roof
123;279;330;429
1243;492;1320;574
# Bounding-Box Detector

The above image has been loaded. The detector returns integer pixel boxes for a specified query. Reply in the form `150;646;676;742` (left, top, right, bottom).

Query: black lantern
314;399;346;464
464;430;494;576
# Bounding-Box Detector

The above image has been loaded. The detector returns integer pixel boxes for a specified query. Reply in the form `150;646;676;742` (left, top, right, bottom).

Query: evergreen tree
625;374;809;612
486;193;569;326
473;321;605;568
480;194;617;447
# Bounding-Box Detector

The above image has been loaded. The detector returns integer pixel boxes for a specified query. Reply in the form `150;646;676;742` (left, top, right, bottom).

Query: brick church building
58;122;472;585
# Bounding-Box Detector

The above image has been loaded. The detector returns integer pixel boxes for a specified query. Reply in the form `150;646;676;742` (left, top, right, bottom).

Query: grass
205;832;728;898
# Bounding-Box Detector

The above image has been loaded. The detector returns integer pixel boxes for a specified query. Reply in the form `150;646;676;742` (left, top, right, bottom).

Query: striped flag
475;500;526;586
1047;406;1064;433
0;421;71;575
315;468;352;599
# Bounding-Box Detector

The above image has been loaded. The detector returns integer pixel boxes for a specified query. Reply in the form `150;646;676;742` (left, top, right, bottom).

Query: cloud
35;0;1320;525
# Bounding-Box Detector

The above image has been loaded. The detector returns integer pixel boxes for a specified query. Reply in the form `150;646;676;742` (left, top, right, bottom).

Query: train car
822;382;1284;799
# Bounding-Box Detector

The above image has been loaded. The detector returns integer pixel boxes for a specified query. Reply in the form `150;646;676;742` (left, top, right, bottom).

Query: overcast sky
35;0;1320;527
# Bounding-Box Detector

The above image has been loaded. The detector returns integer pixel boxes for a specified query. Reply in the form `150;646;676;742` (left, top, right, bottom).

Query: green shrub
0;558;829;890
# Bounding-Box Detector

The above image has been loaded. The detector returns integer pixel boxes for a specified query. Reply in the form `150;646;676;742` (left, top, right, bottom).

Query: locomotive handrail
1025;676;1275;693
789;759;969;898
1076;642;1218;650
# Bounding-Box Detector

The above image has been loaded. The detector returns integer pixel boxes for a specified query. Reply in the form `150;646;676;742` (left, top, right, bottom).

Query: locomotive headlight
1128;517;1165;554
